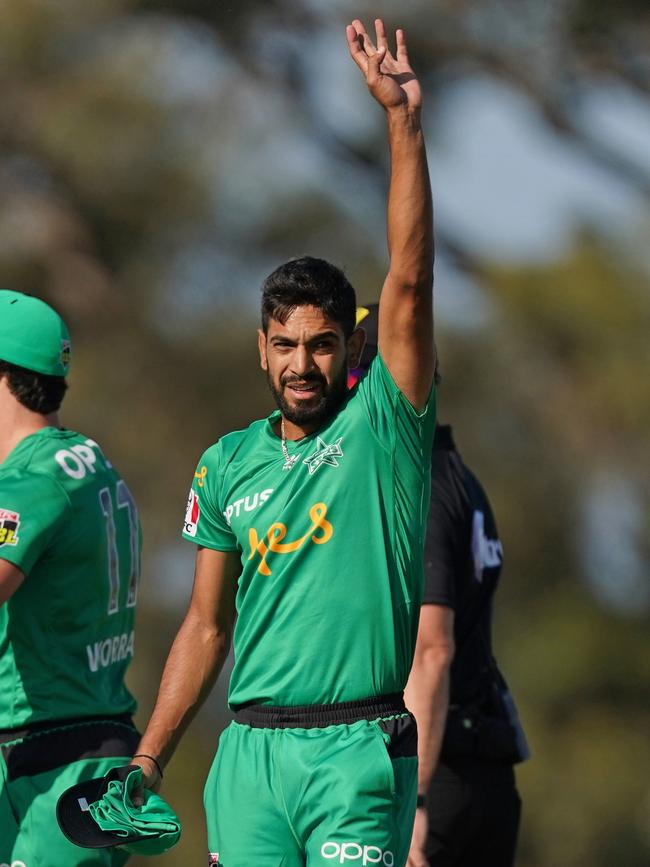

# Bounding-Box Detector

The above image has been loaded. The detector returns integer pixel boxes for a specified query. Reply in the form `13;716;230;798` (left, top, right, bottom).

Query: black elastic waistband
0;713;139;781
233;693;406;729
0;712;135;745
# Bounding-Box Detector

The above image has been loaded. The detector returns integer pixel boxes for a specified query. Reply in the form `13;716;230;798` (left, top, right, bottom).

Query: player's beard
267;363;349;427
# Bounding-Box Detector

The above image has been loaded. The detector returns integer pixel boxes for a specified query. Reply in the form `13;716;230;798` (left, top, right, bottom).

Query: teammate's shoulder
1;428;80;477
3;428;120;493
0;464;72;511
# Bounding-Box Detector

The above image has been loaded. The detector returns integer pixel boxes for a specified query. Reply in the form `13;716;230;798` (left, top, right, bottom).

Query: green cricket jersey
184;353;436;708
0;428;140;728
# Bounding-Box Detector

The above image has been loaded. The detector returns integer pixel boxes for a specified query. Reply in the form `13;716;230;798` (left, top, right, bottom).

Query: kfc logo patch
184;490;200;537
0;509;20;547
208;854;220;866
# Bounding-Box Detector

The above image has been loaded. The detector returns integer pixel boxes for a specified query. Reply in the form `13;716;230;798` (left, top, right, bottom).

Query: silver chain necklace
281;418;299;471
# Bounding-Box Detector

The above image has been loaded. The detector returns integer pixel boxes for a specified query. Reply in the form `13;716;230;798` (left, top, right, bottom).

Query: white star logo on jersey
303;437;344;475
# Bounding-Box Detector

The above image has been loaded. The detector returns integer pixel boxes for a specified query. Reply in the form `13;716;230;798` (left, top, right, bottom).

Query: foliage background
1;1;649;865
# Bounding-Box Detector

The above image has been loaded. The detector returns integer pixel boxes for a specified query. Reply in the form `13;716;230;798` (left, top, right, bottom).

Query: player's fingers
375;18;397;66
367;45;387;85
352;18;377;56
396;28;410;63
346;24;369;72
375;18;388;53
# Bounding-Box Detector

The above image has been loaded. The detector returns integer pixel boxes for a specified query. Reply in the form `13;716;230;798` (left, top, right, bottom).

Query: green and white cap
0;290;71;376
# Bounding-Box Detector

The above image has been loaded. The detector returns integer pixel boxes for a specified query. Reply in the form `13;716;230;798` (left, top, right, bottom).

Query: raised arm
347;18;435;410
131;547;239;791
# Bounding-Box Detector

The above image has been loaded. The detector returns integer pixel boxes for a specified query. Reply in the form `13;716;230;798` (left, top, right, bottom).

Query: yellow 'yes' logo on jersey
248;502;333;575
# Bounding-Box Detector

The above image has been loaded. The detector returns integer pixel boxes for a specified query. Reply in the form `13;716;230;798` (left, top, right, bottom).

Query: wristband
133;753;164;780
416;794;426;808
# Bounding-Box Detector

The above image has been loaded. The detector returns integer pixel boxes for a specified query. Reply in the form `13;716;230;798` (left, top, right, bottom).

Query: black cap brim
56;765;151;849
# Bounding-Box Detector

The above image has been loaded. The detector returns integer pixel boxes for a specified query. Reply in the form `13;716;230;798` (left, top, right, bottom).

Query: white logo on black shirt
471;510;503;582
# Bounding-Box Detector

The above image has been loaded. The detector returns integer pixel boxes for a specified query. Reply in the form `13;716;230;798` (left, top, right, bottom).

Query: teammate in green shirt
133;19;436;867
0;290;141;866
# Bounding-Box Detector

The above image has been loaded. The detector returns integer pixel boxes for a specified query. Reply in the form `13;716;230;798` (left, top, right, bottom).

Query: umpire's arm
404;604;455;866
132;547;239;790
405;604;455;793
347;18;435;411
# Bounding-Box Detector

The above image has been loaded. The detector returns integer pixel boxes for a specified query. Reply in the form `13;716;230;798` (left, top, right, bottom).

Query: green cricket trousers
204;694;418;867
0;715;139;867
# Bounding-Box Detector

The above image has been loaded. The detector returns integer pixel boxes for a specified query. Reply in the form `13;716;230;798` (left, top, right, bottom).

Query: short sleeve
356;351;437;454
181;446;238;552
422;460;464;609
0;471;71;575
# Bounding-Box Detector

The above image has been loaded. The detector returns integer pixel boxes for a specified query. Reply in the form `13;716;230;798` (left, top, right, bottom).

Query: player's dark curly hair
261;256;357;338
0;360;67;414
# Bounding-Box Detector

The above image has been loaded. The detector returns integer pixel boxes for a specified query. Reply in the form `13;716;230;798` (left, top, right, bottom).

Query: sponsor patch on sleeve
0;509;20;547
60;338;72;370
184;489;200;537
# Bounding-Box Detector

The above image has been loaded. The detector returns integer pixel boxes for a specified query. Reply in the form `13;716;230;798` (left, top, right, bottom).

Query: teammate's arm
347;18;434;410
0;559;25;605
132;547;239;789
404;604;455;867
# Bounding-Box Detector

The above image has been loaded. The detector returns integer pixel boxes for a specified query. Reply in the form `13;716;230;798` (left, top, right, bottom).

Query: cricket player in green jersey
0;290;141;866
133;18;436;866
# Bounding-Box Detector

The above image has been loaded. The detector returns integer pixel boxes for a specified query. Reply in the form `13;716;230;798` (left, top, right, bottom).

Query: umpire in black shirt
353;305;530;867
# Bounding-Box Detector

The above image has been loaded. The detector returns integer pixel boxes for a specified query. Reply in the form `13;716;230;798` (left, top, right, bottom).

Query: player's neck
278;416;321;441
0;395;59;464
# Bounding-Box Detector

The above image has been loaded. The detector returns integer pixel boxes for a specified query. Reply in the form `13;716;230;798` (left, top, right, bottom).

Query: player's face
259;306;363;429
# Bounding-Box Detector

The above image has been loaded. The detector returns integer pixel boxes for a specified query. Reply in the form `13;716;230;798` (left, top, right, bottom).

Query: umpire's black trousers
425;757;521;867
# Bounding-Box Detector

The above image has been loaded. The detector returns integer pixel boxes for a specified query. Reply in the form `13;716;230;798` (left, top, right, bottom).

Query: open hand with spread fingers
346;18;422;115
